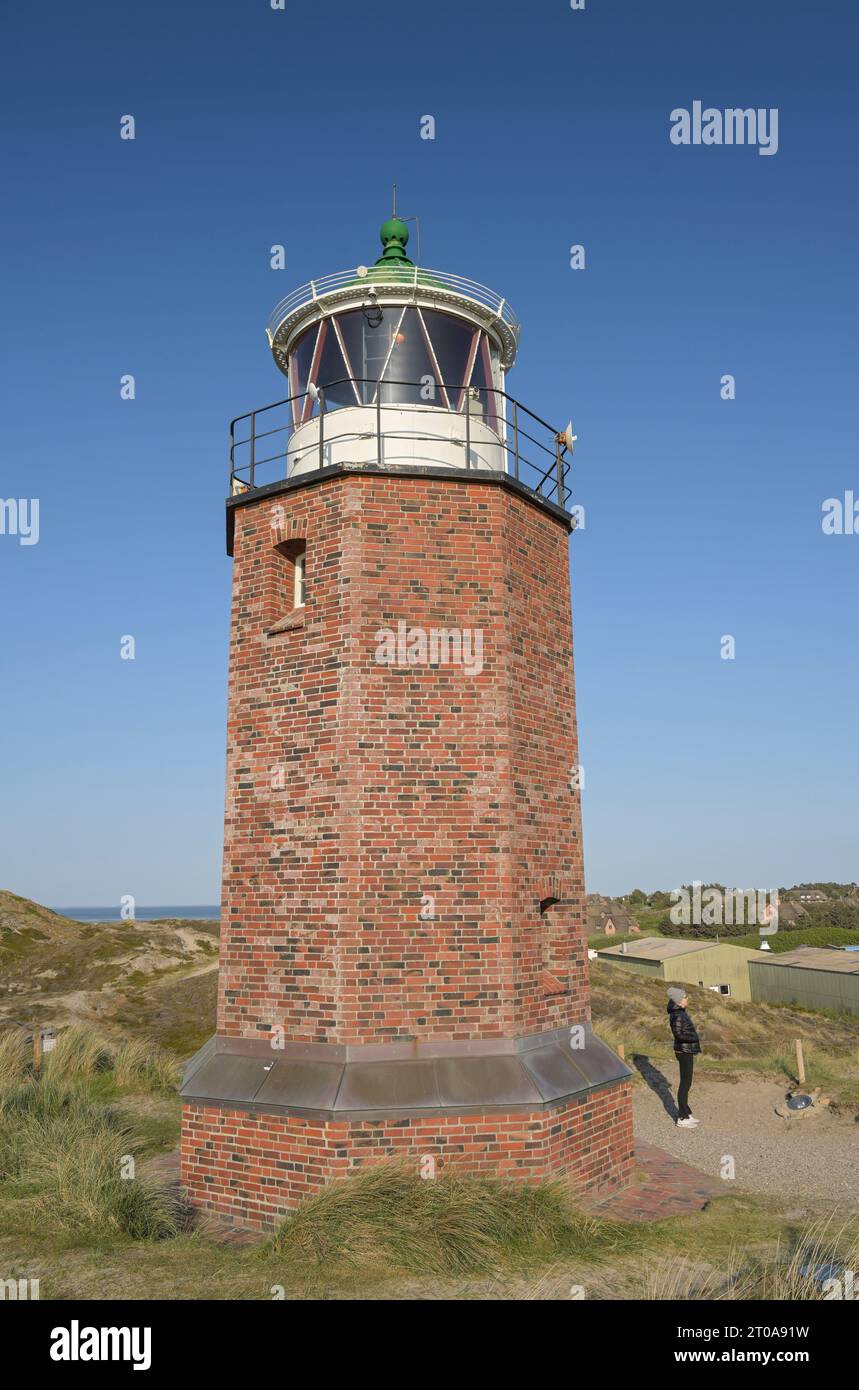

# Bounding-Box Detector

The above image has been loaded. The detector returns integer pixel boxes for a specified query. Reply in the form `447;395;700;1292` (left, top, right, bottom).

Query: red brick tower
180;217;634;1226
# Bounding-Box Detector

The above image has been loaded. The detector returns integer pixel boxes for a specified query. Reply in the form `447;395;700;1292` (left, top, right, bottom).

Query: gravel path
631;1064;859;1209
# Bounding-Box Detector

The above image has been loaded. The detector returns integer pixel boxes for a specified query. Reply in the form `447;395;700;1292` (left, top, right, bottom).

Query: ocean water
54;905;221;924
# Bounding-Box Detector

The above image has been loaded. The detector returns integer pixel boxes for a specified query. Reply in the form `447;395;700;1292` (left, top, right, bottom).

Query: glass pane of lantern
290;325;319;399
314;322;350;407
488;341;506;432
421;309;475;397
378;307;437;407
337;309;394;404
470;336;502;436
335;307;439;407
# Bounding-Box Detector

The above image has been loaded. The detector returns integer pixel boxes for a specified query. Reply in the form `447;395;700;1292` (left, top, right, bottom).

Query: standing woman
667;986;700;1128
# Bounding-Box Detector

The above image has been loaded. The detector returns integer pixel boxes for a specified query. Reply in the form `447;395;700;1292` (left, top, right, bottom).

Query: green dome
345;211;443;289
376;216;412;267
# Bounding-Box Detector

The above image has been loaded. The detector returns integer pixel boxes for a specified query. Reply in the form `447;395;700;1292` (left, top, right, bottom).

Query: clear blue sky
1;0;856;906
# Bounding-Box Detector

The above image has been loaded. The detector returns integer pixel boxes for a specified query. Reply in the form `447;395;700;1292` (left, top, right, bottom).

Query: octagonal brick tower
180;216;634;1227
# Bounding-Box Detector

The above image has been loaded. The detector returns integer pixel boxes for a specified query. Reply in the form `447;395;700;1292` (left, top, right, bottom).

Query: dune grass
0;1023;181;1093
0;1097;180;1239
271;1161;649;1278
1;1020;857;1297
731;1216;859;1300
640;1214;859;1300
0;1024;182;1242
0;1071;181;1241
110;1037;180;1091
0;1029;29;1090
42;1024;112;1083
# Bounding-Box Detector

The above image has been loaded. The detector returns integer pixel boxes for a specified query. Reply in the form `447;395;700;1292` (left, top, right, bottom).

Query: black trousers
677;1052;694;1118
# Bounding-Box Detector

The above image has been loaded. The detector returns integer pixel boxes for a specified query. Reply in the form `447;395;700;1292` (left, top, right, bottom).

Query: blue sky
1;0;856;906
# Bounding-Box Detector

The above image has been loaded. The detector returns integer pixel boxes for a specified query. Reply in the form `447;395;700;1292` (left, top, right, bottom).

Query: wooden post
617;1043;625;1060
33;1028;43;1074
795;1038;806;1085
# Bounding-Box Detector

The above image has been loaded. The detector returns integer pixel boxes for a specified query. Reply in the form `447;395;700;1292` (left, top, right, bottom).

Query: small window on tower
293;546;306;607
268;539;307;635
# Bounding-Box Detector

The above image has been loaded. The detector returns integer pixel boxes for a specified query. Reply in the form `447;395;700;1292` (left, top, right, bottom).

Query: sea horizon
54;905;221;924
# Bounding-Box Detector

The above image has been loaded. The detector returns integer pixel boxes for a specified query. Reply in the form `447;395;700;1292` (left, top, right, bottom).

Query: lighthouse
180;215;634;1226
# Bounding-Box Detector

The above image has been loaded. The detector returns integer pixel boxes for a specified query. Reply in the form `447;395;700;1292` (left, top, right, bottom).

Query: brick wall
217;473;588;1046
186;468;635;1226
181;1080;635;1228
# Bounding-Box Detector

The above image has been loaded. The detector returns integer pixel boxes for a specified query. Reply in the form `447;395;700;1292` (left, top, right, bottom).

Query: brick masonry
182;1078;634;1229
216;472;589;1042
180;468;635;1222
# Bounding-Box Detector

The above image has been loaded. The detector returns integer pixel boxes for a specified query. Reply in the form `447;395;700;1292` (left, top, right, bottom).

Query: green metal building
748;947;859;1017
595;936;753;1002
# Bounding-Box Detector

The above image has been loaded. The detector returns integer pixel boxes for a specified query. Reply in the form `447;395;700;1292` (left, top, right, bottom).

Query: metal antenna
392;182;421;263
400;214;422;265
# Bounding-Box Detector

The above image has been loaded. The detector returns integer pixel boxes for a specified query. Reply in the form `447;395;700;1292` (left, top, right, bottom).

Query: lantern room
228;216;570;505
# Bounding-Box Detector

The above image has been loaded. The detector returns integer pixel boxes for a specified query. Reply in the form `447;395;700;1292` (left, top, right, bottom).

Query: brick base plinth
180;1080;635;1229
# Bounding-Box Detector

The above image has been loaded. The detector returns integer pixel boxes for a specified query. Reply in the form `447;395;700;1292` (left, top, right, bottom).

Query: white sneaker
676;1117;697;1128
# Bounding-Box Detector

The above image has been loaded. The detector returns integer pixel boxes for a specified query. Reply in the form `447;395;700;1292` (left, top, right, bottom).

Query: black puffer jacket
667;1000;701;1055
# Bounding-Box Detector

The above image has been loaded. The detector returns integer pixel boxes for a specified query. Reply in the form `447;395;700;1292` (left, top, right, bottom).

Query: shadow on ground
632;1053;678;1121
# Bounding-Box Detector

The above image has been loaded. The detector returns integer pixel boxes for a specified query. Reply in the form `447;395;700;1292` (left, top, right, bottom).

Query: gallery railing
229;378;572;510
266;267;521;349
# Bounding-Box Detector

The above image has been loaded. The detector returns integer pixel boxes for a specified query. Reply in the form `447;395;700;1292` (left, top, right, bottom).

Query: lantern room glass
287;308;503;432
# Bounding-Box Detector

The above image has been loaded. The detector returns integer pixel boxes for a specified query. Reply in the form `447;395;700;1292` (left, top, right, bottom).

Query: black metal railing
229;378;572;510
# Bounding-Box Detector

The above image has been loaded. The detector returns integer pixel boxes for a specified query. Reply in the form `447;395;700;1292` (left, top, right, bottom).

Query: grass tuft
0;1025;182;1243
111;1038;180;1091
0;1023;181;1095
732;1217;859;1300
19;1114;181;1239
0;1084;180;1239
639;1215;859;1300
42;1025;112;1083
0;1029;29;1090
271;1162;644;1277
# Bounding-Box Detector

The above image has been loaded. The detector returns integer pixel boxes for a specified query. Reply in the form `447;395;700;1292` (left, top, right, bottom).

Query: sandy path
631;1064;859;1208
